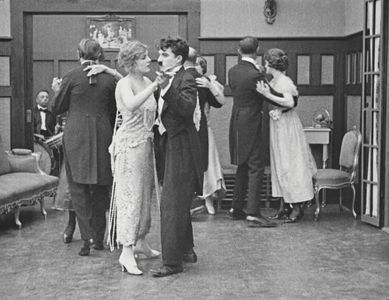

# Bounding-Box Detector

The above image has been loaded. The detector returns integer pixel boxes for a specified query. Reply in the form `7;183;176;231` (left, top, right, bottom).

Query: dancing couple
228;36;317;226
108;37;205;277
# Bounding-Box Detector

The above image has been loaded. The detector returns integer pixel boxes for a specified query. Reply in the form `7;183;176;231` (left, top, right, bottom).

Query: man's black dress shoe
183;248;197;263
93;240;104;250
63;224;75;244
228;209;247;220
151;265;183;277
246;215;278;227
78;239;93;256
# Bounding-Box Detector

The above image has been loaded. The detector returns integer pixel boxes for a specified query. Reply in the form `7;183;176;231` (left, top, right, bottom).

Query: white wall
344;0;363;35
201;0;363;38
0;0;10;37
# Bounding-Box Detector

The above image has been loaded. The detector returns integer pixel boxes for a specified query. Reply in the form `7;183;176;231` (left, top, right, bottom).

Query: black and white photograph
0;0;389;299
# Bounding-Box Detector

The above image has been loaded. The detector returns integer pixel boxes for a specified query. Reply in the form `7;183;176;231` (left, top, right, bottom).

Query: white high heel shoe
119;249;143;276
205;197;215;215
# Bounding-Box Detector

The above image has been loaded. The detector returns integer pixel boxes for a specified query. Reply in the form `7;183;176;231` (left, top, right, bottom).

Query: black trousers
153;128;167;185
160;134;197;267
232;137;265;217
66;171;110;242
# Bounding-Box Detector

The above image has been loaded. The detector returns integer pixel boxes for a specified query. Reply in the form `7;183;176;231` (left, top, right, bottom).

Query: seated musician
33;89;59;138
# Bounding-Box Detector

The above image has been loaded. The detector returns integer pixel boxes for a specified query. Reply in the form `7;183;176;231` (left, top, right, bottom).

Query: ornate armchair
0;135;58;228
313;127;362;221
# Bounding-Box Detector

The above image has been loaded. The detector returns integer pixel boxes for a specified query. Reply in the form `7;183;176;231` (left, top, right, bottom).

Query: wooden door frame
10;0;200;149
382;0;389;232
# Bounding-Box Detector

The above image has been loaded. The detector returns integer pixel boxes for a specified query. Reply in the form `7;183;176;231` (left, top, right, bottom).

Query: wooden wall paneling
53;59;59;79
33;61;54;98
311;53;322;86
11;0;200;148
0;37;12;104
332;51;345;168
178;14;188;41
0;56;10;86
346;53;351;84
59;60;80;78
321;55;334;85
0;86;10;96
202;55;215;77
295;95;334;127
0;39;12;57
10;8;25;148
24;14;34;149
0;97;11;150
225;55;238;87
215;54;226;85
288;52;297;84
297;54;311;85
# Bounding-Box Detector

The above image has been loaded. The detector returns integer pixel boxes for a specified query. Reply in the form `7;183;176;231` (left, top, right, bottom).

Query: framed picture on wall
87;16;135;50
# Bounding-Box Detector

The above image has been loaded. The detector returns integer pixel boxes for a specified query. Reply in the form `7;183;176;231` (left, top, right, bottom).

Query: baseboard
381;227;389;235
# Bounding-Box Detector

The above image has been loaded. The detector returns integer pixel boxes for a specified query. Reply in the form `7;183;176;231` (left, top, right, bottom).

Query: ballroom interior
0;0;389;299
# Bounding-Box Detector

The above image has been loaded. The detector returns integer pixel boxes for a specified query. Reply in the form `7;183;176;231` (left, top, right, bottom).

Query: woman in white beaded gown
108;41;166;275
256;48;317;223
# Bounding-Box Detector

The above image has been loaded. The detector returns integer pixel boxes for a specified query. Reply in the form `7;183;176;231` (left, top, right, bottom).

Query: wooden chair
313;127;362;221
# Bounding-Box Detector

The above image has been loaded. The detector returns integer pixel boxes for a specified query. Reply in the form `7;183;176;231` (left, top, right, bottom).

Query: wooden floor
0;200;389;300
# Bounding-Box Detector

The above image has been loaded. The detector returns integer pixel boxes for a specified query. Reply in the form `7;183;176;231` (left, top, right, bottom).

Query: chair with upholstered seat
313;127;362;221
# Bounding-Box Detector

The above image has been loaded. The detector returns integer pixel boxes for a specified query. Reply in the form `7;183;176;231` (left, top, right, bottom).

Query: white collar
184;65;197;70
37;104;47;110
81;60;96;65
241;56;257;66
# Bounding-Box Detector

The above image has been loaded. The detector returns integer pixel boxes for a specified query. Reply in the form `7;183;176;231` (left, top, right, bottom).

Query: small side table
304;127;332;206
304;127;331;168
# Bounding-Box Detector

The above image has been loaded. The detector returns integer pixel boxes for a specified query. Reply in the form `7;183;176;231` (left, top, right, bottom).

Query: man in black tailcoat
228;36;284;227
151;37;203;277
52;38;116;256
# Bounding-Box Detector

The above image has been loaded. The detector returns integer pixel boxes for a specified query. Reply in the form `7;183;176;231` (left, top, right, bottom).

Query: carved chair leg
39;198;47;218
313;188;321;222
321;189;327;208
14;207;22;229
351;185;356;218
339;189;343;212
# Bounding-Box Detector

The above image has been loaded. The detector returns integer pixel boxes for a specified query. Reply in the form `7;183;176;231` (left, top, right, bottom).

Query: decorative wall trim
199;36;347;41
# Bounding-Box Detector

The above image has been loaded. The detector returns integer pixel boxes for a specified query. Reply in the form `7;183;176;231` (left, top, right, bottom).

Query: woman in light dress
256;48;317;222
195;56;226;214
107;41;166;275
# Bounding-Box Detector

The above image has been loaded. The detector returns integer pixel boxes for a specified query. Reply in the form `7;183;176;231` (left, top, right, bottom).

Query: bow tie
39;108;48;112
156;70;175;79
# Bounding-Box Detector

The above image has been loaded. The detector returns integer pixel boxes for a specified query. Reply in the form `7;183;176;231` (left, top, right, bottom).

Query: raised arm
115;76;163;112
84;64;123;80
256;80;295;108
196;75;226;106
